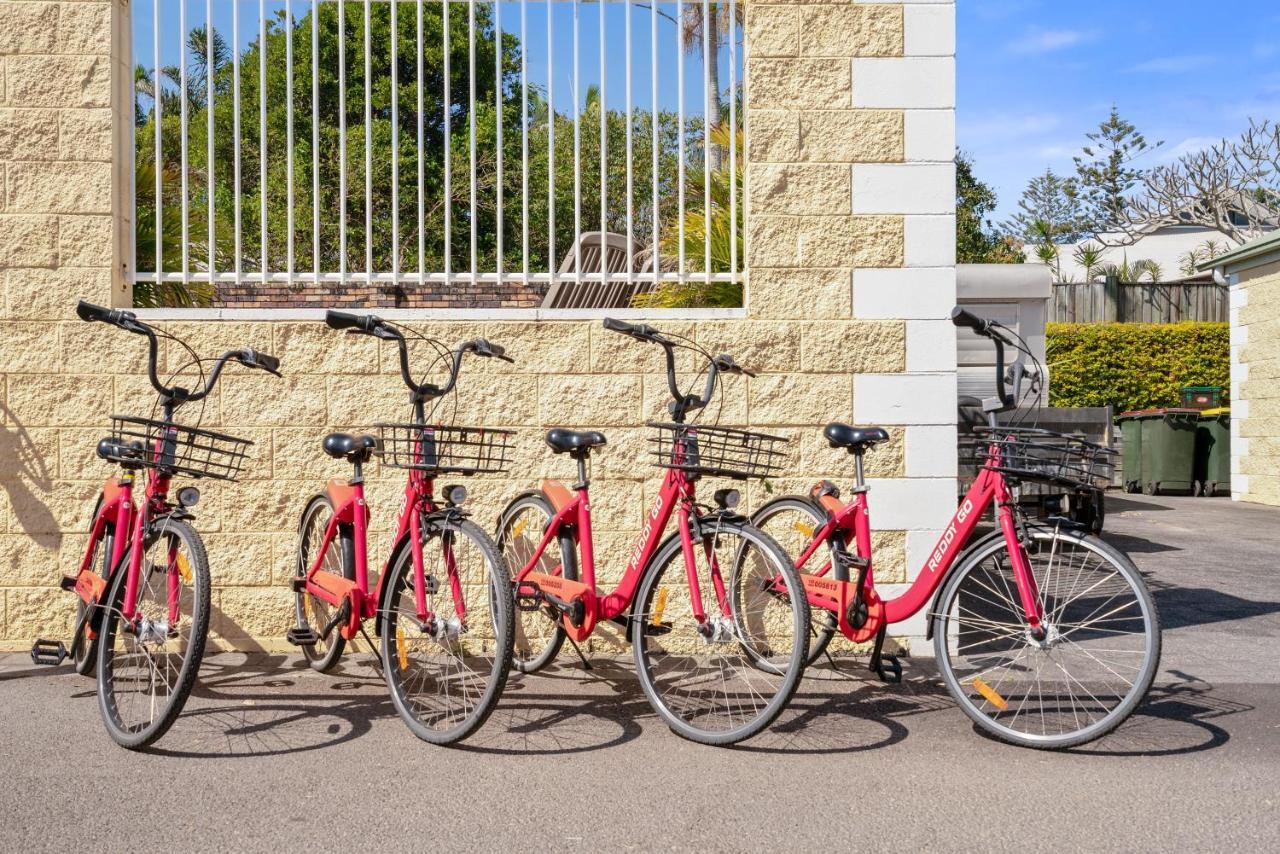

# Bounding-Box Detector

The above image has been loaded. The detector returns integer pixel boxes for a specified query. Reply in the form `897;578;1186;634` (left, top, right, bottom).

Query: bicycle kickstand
867;624;902;685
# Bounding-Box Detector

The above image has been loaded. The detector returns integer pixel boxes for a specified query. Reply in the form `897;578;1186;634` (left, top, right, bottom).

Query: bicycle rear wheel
381;516;514;745
293;494;353;672
632;520;809;745
72;495;114;676
751;496;842;666
96;517;210;749
495;492;574;673
933;525;1160;749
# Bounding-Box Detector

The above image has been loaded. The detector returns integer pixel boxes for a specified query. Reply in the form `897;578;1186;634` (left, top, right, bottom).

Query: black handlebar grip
950;306;988;332
602;317;635;335
324;310;363;330
255;352;282;374
77;300;111;322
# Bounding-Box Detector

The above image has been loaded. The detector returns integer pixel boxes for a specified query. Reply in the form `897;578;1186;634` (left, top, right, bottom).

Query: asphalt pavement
1;493;1277;852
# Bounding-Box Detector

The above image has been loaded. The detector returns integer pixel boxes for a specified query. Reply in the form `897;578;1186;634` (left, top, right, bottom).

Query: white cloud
1125;55;1217;74
1007;29;1096;55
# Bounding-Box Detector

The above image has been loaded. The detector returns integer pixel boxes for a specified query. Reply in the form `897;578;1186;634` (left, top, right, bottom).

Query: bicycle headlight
443;484;467;507
713;488;741;510
177;486;200;508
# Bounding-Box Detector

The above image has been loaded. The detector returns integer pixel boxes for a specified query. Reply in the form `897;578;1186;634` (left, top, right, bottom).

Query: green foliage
634;124;743;308
1046;322;1229;412
1002;169;1093;245
956;151;1023;264
1073;106;1162;229
135;6;723;304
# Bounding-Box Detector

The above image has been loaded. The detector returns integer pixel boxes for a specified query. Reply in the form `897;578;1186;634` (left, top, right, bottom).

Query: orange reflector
651;588;669;626
396;627;409;671
971;677;1009;711
512;519;528;538
176;553;193;584
793;521;815;538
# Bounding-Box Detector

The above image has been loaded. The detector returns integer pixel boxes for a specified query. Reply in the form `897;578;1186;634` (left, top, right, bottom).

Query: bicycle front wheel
96;516;210;749
381;516;514;745
933;526;1161;749
632;520;809;745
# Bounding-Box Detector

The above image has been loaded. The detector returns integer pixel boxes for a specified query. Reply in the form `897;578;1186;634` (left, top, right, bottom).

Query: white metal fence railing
130;0;744;309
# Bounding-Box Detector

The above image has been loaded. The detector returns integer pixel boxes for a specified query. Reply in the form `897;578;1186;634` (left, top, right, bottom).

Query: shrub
1046;322;1229;412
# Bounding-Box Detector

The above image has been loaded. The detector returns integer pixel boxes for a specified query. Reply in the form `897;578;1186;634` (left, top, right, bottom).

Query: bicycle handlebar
950;305;1025;412
77;300;282;408
322;310;513;402
603;318;755;422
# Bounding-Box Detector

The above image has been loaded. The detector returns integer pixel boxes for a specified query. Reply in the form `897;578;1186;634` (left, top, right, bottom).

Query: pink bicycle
288;311;516;745
495;319;810;745
32;301;280;748
751;308;1161;749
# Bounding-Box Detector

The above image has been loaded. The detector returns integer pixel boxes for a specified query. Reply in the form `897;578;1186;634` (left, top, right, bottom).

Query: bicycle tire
751;496;843;666
932;525;1161;749
381;516;514;745
293;494;354;673
96;516;210;749
495;492;575;674
631;520;809;745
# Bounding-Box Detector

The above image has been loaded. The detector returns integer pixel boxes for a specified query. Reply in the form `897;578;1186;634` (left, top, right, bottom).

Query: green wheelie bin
1195;407;1231;497
1116;411;1145;494
1138;409;1199;495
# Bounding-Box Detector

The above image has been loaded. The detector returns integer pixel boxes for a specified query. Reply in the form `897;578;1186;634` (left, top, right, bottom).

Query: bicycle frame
72;461;178;629
793;442;1043;643
513;465;727;643
300;465;448;641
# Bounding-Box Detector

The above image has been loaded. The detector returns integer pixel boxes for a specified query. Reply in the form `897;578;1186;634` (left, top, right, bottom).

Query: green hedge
1046;322;1229;412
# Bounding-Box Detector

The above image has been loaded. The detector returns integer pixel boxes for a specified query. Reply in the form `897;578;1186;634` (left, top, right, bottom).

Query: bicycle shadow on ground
737;664;955;755
460;660;649;756
1058;672;1254;757
156;653;651;758
145;653;393;759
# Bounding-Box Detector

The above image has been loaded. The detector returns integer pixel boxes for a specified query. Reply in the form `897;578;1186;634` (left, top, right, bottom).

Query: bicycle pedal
286;627;320;647
515;590;544;612
871;654;902;684
30;639;68;666
58;575;78;593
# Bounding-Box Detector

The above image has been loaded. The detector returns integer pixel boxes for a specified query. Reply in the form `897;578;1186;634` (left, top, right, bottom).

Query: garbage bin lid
1200;406;1231;417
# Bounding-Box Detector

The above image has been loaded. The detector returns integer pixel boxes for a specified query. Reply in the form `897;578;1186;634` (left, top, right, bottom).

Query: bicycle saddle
97;437;144;463
545;428;608;456
824;423;890;452
322;432;379;463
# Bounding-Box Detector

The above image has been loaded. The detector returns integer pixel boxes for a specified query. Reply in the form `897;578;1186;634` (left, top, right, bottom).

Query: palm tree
679;3;742;172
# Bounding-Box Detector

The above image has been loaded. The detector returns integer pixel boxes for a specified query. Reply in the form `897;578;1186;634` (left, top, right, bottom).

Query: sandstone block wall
0;1;958;651
1230;261;1280;506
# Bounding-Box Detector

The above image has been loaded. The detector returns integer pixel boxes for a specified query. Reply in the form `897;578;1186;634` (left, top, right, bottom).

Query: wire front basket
967;427;1116;490
375;423;515;475
648;422;789;481
107;416;253;481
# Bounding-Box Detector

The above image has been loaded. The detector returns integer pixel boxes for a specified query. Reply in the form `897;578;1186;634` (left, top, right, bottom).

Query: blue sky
960;0;1280;223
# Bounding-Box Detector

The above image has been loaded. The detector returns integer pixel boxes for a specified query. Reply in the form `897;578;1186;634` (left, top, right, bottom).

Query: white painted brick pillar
851;0;957;643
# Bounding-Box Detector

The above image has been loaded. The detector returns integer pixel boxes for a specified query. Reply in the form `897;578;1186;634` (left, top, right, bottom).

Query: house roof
1201;230;1280;273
